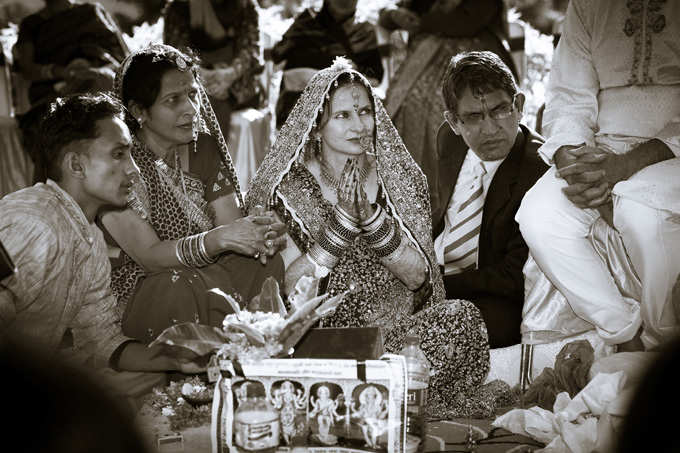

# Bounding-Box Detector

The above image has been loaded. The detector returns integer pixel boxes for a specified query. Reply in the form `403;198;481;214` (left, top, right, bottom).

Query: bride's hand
336;159;360;219
355;179;374;224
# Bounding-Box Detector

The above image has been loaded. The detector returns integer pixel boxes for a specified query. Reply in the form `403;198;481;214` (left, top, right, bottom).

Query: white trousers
517;166;680;349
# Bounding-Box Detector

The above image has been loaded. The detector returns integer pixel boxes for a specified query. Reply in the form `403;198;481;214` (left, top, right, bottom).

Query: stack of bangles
308;204;406;273
359;204;404;260
175;231;217;267
308;205;361;269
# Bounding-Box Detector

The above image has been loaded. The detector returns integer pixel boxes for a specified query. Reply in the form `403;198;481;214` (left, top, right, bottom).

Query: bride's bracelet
371;223;402;258
360;203;383;230
308;205;361;269
380;233;410;264
334;204;360;226
360;205;402;258
175;231;217;268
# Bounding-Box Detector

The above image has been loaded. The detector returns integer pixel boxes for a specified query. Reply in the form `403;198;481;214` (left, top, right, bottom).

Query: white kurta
517;0;680;349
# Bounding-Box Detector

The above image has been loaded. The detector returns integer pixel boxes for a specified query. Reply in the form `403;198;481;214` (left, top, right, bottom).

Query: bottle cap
245;382;266;398
404;333;420;345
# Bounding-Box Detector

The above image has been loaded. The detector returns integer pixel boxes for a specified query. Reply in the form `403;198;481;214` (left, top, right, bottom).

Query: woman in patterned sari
100;44;285;343
246;58;490;417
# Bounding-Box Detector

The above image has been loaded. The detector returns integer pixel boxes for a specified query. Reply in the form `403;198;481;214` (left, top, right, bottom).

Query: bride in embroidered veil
247;57;492;417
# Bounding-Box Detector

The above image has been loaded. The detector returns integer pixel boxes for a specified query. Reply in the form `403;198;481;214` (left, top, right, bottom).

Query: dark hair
119;46;202;132
441;51;518;113
37;92;125;182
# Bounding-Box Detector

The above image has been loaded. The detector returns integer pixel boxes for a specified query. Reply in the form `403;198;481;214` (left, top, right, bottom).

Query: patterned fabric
442;162;486;275
0;181;130;368
246;59;490;414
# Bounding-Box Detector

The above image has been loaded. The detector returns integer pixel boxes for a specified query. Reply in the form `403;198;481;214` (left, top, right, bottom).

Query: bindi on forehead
161;70;197;95
462;90;509;114
331;85;367;111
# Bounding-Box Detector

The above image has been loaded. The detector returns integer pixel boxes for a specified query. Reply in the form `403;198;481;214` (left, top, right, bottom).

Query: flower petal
207;288;241;314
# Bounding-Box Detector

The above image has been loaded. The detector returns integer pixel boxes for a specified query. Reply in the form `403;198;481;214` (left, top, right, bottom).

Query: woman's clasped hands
335;158;374;223
212;206;287;264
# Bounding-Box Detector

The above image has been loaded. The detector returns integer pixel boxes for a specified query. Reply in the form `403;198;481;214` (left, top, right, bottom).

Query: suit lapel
482;126;526;226
433;124;468;236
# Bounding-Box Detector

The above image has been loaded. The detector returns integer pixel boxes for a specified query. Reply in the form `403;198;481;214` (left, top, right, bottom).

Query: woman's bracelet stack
175;231;217;268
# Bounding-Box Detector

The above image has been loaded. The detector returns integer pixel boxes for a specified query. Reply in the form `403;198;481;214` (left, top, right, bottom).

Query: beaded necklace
318;156;373;190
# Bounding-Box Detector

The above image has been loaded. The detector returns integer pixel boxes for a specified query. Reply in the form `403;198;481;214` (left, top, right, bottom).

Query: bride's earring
315;135;323;156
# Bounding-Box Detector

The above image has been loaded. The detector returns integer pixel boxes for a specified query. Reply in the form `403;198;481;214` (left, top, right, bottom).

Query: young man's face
447;87;524;162
79;116;137;209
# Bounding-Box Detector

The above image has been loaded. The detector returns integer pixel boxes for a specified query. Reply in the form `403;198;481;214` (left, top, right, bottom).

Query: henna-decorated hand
336;159;360;219
355;173;375;223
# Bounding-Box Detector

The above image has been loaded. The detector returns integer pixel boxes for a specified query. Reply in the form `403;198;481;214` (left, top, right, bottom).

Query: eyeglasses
452;94;518;126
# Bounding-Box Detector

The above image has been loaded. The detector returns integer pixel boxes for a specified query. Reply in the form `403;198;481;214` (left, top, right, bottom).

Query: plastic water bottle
233;383;280;453
400;333;430;453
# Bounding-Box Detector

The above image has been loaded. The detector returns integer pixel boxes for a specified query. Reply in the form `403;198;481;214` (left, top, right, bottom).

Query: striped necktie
443;162;487;275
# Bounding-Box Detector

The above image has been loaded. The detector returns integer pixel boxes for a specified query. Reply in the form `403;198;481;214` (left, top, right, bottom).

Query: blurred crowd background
0;0;567;130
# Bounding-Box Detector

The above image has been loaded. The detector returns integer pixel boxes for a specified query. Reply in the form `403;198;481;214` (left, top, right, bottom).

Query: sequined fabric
246;59;490;411
275;165;414;332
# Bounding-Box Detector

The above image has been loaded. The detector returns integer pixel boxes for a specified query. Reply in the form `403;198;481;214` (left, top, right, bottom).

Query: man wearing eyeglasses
428;51;548;348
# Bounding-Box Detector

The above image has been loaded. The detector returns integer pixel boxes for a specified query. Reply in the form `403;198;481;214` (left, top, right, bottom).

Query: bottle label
406;387;428;414
234;419;280;451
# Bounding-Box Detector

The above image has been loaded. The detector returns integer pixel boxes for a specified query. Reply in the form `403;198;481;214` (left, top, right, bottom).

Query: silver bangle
175;238;189;267
361;208;387;235
198;231;217;264
381;234;409;263
334;204;360;225
359;204;383;228
309;242;340;269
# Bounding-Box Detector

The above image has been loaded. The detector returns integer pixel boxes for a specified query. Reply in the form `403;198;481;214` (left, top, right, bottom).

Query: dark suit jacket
432;123;548;304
